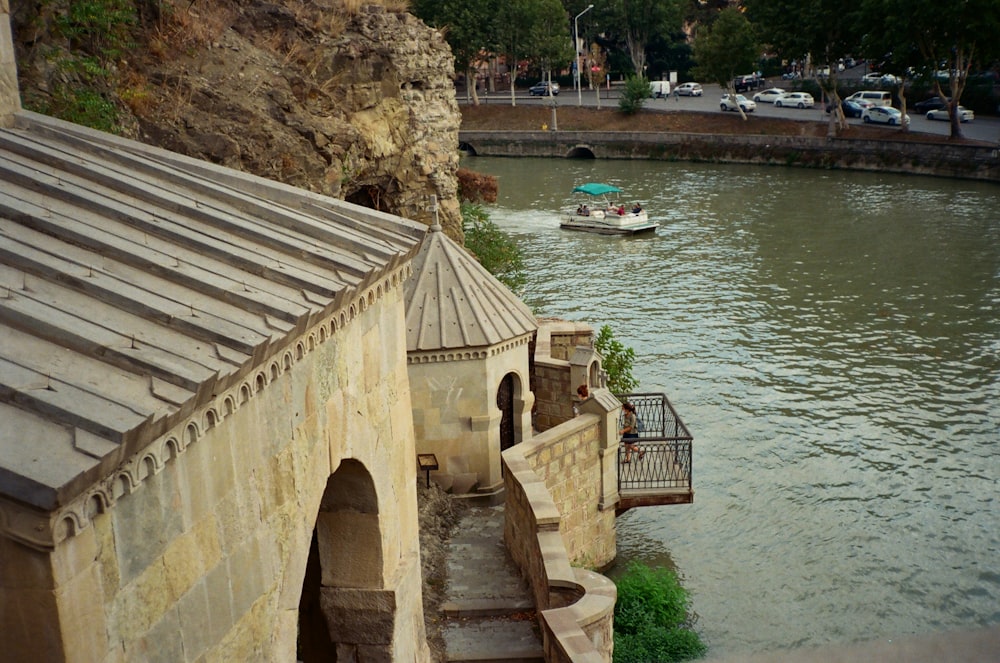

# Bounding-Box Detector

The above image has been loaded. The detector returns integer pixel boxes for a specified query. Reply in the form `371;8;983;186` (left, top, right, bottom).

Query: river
463;156;1000;658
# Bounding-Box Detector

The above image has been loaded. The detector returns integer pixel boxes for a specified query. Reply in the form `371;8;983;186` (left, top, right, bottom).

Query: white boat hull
561;209;656;235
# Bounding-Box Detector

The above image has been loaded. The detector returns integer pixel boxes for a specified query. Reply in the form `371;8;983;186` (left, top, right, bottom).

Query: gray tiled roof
0;111;426;511
404;222;537;353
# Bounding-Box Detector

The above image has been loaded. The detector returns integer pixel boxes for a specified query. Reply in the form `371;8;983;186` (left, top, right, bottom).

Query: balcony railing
617;393;694;505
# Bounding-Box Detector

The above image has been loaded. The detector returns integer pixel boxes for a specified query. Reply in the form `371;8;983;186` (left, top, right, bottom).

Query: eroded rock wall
11;1;463;238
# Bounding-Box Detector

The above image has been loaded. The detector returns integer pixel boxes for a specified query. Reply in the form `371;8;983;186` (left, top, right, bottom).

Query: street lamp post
575;4;594;107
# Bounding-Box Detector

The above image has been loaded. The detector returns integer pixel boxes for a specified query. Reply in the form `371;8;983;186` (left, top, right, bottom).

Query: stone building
0;4;431;660
404;216;537;498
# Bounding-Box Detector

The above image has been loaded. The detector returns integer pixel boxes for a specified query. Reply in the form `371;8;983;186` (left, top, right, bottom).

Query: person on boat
617;205;626;216
581;204;590;216
632;203;642;214
576;205;583;215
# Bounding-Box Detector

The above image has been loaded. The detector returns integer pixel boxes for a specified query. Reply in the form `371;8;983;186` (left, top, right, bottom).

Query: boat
560;183;658;235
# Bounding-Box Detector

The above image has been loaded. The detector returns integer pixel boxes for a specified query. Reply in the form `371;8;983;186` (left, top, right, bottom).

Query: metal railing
617;392;693;492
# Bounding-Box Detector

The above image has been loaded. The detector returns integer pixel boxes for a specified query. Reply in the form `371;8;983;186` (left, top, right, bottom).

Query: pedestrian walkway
441;504;544;663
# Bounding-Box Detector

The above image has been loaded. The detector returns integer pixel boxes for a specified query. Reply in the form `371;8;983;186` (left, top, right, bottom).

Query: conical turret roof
404;221;537;353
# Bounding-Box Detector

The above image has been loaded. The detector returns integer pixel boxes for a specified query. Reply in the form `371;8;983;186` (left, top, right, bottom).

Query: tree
746;0;863;135
860;0;1000;139
692;8;758;120
527;0;573;86
412;0;499;106
608;0;684;76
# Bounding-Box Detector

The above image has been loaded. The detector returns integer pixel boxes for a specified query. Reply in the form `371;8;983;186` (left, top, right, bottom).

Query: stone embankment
459;130;1000;182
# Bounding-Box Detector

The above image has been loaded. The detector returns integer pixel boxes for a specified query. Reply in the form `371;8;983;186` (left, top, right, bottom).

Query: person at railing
619;401;643;462
573;384;589;416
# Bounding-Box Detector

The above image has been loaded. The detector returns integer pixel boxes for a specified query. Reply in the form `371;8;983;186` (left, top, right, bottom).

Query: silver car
926;106;974;123
720;94;757;112
774;92;815;108
675;82;703;97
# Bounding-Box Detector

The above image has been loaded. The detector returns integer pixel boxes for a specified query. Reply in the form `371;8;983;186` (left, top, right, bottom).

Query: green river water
465;155;1000;657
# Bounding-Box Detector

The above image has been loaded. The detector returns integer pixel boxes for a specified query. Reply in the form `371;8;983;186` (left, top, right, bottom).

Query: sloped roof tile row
0;112;426;510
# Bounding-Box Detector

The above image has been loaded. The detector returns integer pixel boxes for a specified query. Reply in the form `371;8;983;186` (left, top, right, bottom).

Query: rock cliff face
10;1;463;238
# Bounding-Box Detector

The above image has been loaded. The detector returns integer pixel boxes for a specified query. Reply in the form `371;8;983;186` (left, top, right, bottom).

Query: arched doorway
298;459;387;662
497;372;517;455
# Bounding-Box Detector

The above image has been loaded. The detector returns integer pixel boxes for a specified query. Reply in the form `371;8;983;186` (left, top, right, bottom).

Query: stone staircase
441;505;544;663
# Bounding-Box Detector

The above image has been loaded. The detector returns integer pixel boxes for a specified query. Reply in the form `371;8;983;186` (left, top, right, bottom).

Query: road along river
464;155;1000;658
475;82;1000;144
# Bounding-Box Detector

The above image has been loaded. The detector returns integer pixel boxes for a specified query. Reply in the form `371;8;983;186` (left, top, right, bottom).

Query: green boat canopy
572;182;623;196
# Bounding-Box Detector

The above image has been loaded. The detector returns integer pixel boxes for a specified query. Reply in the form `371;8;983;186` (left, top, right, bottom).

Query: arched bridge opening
459;141;478;156
567;146;596;159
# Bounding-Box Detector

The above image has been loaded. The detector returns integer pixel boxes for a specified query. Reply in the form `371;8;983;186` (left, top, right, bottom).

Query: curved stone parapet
502;442;616;663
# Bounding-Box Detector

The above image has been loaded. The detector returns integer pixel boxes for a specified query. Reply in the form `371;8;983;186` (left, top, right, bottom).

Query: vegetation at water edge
613;561;707;662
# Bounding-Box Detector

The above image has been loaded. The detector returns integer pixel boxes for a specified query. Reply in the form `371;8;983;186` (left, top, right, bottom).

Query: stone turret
405;201;537;497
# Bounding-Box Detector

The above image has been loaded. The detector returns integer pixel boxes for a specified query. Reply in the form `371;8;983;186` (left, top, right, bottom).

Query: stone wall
533;319;601;432
503;430;616;663
514;414;619;568
10;2;464;238
409;336;534;495
1;278;430;663
459;130;1000;182
0;0;18;126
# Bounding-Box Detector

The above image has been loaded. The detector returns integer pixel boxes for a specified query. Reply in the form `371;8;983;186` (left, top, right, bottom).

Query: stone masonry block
320;588;395;645
133;606;184;663
451;472;478;494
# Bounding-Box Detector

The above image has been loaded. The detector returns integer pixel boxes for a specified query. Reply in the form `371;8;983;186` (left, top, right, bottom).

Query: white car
861;72;885;84
926;106;974;123
720;94;756;112
753;88;786;103
862;106;909;125
675;82;703;97
774;92;815;108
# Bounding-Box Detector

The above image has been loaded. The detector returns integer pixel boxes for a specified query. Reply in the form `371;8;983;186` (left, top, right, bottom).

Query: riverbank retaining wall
458;130;1000;181
503;409;619;663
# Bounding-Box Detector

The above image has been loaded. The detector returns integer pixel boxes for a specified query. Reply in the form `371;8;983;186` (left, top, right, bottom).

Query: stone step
443;618;544;663
441;597;534;618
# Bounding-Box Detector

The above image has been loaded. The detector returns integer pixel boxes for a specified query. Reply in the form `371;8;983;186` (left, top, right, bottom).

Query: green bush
461;202;526;296
594;325;638;395
615;627;708;663
48;86;120;134
613;561;707;662
618;76;651;114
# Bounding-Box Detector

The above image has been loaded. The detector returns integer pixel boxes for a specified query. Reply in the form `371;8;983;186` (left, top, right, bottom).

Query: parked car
720;94;756;112
861;72;885;84
846;90;891;107
753;88;786;103
781;71;801;80
825;99;865;118
733;74;764;92
862;106;909;125
528;81;559;96
675;82;703;97
913;96;950;113
774;92;815;108
927;106;974;122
